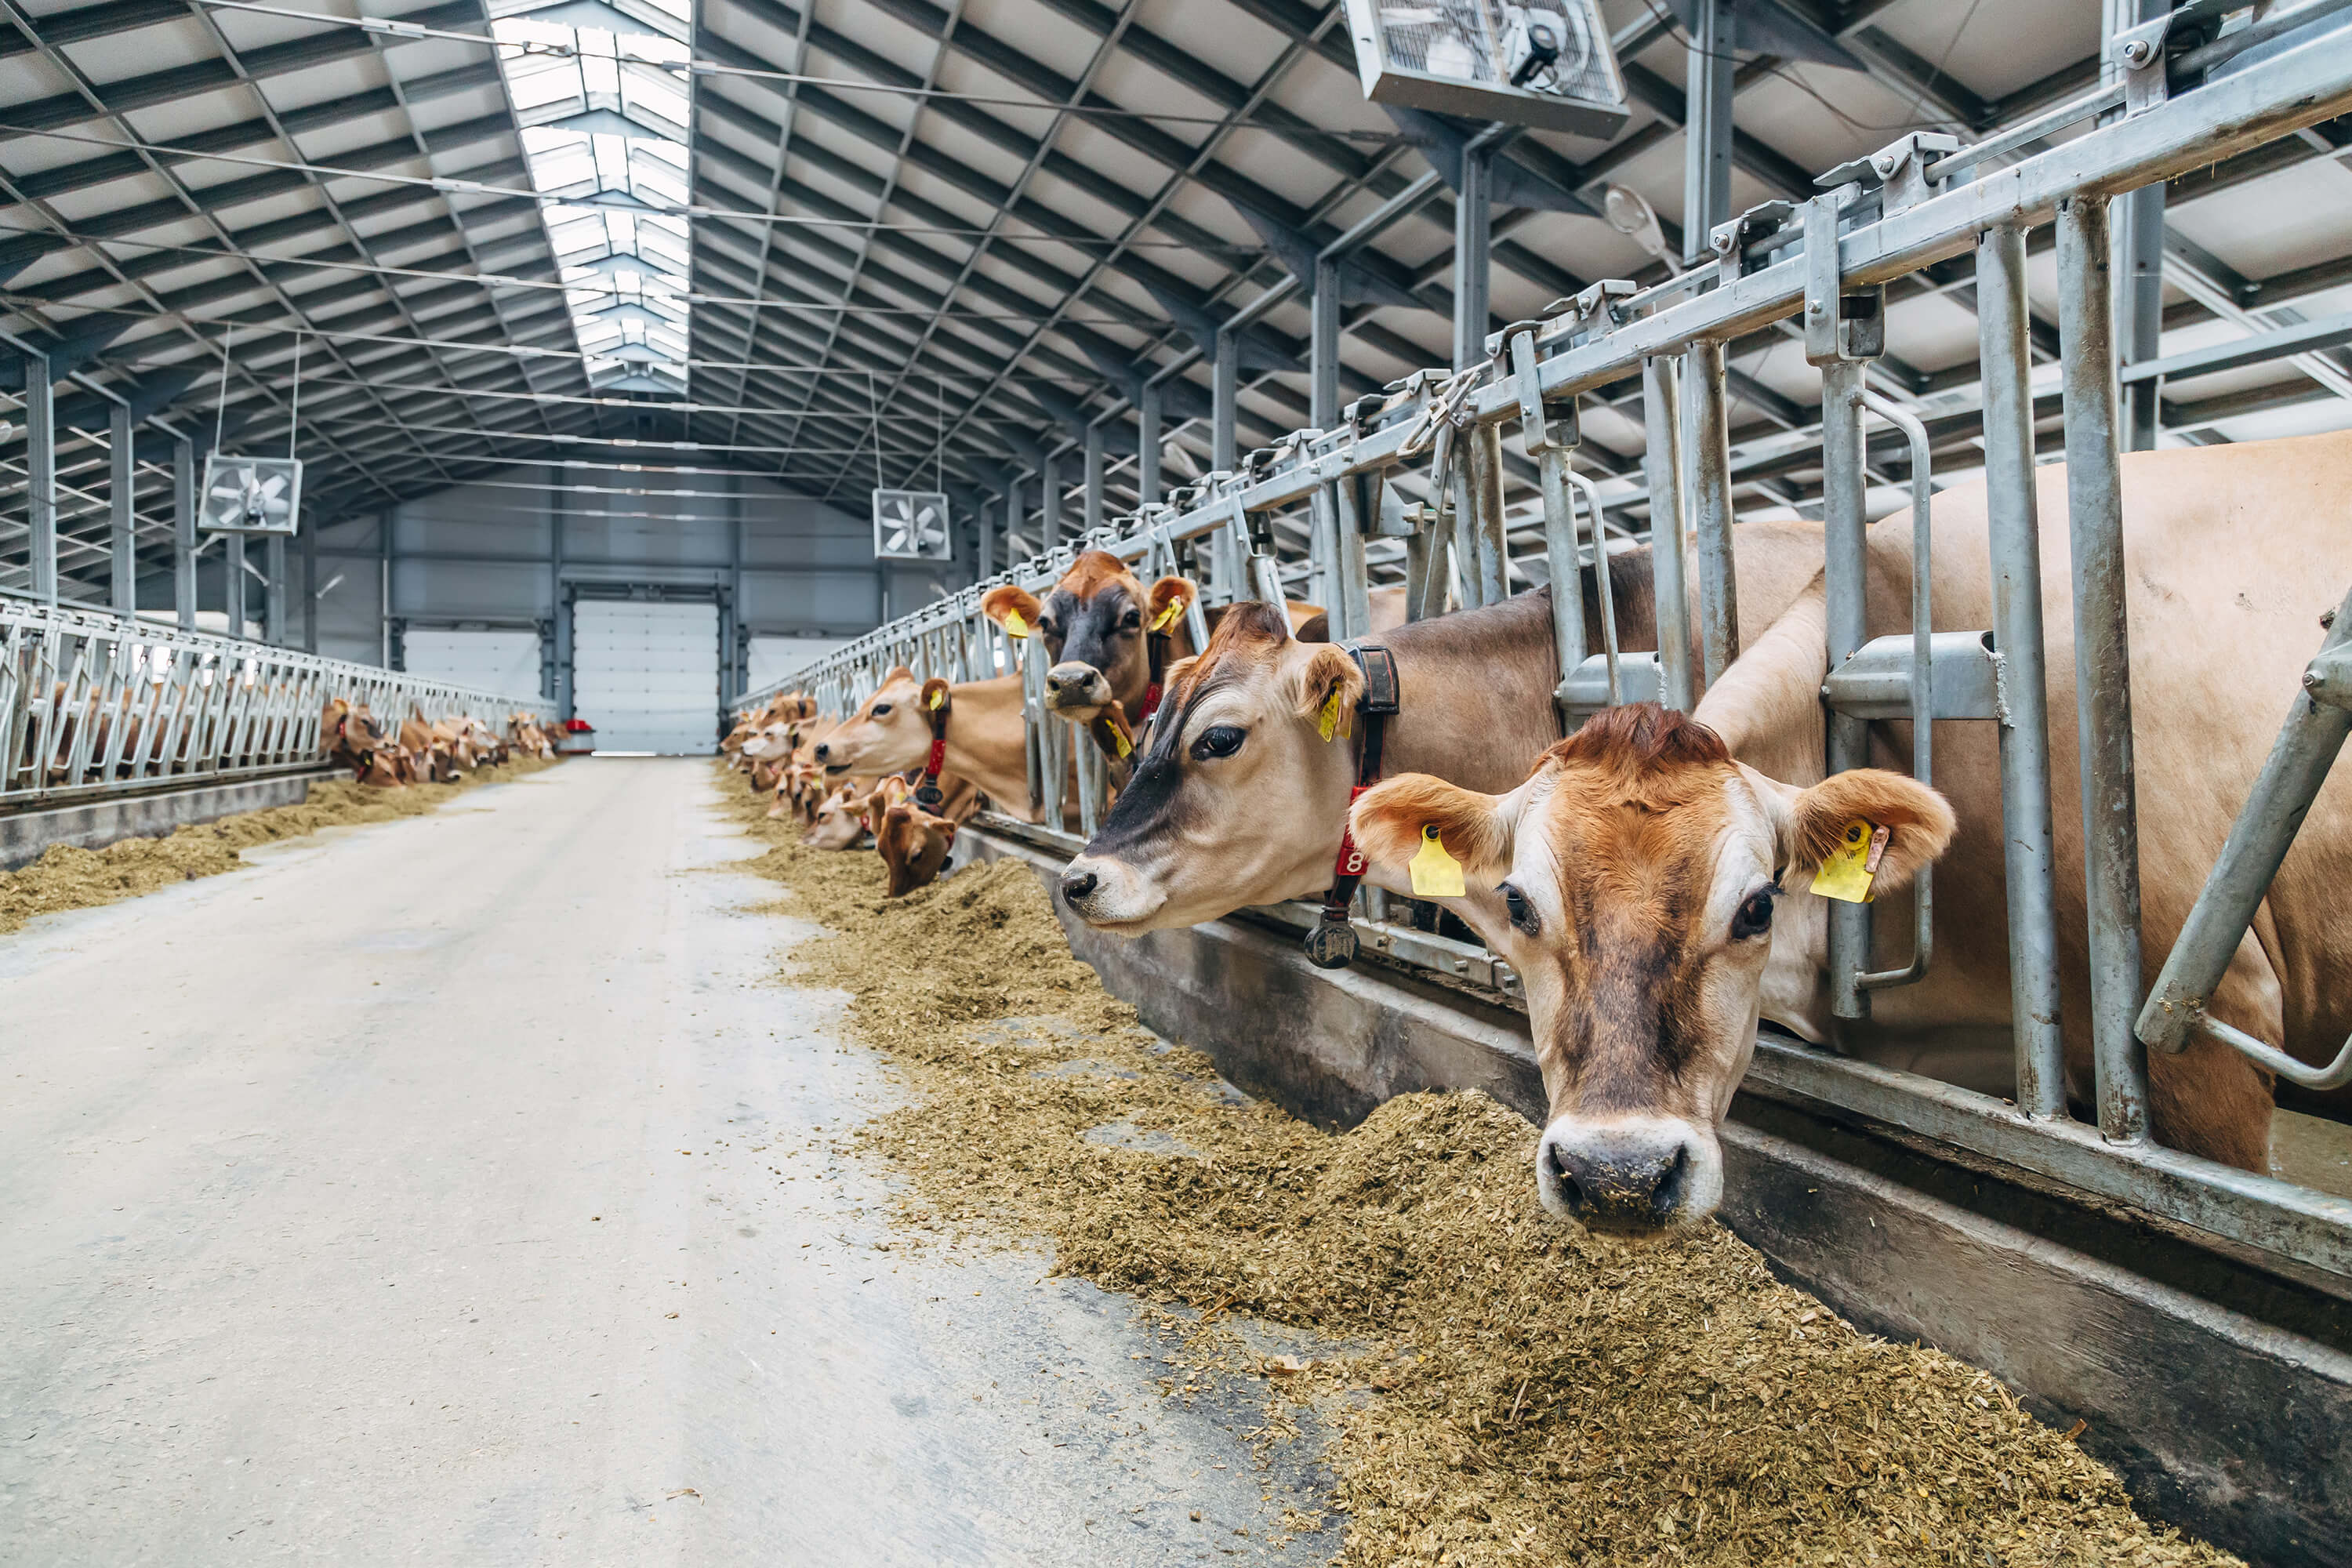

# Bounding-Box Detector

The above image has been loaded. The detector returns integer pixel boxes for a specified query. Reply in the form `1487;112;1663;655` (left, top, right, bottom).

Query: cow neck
1374;589;1568;795
927;673;1037;820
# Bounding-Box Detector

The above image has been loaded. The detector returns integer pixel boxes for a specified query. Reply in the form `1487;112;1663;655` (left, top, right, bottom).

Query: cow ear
1349;775;1515;883
981;584;1042;635
1776;768;1956;893
1293;644;1364;735
919;677;952;713
1145;576;1197;632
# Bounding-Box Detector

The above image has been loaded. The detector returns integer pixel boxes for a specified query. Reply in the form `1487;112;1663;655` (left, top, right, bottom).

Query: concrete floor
0;759;1338;1566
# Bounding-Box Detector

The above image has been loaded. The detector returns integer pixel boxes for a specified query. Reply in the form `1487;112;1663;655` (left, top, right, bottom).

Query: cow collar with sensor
1302;642;1401;970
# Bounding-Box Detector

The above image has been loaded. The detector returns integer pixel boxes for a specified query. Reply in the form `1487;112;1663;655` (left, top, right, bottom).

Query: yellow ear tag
926;688;946;712
1409;825;1466;898
1809;818;1888;904
1004;609;1029;638
1112;726;1133;759
1316;687;1346;742
1150;600;1185;633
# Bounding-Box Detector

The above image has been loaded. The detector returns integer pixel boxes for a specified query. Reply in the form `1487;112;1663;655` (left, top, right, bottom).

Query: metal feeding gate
0;596;554;809
742;25;2352;1289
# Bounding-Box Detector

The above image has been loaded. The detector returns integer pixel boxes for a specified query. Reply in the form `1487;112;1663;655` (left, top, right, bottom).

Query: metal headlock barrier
2;593;554;811
740;19;2352;1282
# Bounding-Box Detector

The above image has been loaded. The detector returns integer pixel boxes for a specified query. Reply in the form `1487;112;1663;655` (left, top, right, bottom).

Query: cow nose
1046;666;1091;695
1060;868;1098;906
1538;1130;1692;1232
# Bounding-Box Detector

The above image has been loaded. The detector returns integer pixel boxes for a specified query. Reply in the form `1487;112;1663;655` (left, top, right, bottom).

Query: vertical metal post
226;535;248;639
2058;194;2149;1144
1642;358;1694;710
726;475;745;703
1469;423;1508;605
2107;0;2167;452
1682;341;1738;687
1041;449;1062;550
1334;474;1373;644
1819;358;1874;1021
549;481;566;706
1536;452;1587;682
1312;257;1341;427
25;350;56;604
1083;425;1104;534
173;437;197;631
110;400;136;615
1978;222;2068;1122
300;512;318;654
379;510;393;669
1138;382;1162;506
1452;143;1491;370
1682;0;1736;267
978;492;996;579
1212;329;1239;473
266;534;287;645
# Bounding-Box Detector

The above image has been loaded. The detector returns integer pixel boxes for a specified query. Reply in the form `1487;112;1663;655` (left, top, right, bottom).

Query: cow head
982;551;1197;724
1348;704;1953;1232
1058;601;1363;931
811;668;938;777
800;780;871;845
874;798;957;896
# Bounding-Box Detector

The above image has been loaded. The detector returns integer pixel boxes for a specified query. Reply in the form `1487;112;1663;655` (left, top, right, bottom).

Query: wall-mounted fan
198;454;303;535
873;489;953;561
1342;0;1626;136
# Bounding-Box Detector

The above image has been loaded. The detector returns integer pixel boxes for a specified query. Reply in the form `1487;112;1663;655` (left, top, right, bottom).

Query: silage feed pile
0;757;554;935
719;780;2234;1568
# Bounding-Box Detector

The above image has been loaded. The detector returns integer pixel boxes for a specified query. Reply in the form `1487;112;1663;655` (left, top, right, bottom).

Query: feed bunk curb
0;771;330;869
963;825;2352;1568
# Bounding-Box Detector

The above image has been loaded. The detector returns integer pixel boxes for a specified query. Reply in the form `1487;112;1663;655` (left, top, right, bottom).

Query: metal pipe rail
741;29;2352;1283
1;596;553;810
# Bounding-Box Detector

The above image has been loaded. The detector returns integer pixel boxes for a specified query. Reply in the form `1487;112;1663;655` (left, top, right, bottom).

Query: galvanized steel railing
739;25;2352;1280
2;593;554;810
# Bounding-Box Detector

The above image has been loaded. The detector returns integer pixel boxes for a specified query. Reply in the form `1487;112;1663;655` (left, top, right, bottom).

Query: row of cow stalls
746;23;2352;1558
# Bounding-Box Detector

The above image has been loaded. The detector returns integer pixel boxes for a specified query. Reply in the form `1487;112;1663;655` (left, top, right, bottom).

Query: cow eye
1732;887;1775;941
1190;724;1245;760
870;702;892;717
1037;616;1058;637
1121;609;1142;630
1500;882;1538;935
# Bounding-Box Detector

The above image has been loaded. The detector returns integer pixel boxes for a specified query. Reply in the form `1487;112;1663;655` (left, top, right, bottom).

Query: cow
812;666;1059;823
873;797;960;896
978;551;1330;764
802;779;878;847
1344;431;2352;1216
1055;523;1829;935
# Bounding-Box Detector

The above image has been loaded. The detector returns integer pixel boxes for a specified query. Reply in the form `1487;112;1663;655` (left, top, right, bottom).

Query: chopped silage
0;757;556;936
716;774;2236;1568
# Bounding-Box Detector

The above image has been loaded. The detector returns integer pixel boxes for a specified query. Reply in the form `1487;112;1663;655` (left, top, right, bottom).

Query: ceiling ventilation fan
198;454;303;536
872;489;953;561
1342;0;1626;136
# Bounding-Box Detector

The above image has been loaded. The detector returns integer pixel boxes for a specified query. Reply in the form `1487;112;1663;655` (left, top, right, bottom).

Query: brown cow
812;669;1053;822
872;793;959;897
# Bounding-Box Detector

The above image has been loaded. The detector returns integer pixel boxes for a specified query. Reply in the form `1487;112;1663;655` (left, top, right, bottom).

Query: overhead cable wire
183;0;1405;143
0;121;1264;249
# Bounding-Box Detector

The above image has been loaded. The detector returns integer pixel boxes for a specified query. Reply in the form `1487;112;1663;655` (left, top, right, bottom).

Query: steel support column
1083;424;1105;534
1820;358;1874;1021
1682;0;1737;267
1138;382;1162;506
1213;328;1239;472
226;535;248;640
173;437;197;631
1642;357;1696;710
1452;143;1492;371
110;400;135;615
1312;257;1341;427
266;535;287;646
1041;449;1062;550
25;351;55;604
1978;222;2069;1122
2108;0;2169;450
301;513;318;654
2058;194;2150;1143
1682;340;1738;686
978;492;996;579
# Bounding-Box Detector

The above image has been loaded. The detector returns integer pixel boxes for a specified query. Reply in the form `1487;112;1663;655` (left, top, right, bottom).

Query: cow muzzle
1057;852;1161;931
1534;1116;1719;1233
1043;662;1113;718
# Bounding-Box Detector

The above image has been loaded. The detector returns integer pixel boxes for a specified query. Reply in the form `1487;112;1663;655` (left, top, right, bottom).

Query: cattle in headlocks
978;551;1330;770
1054;523;1828;936
814;667;1064;823
322;699;405;787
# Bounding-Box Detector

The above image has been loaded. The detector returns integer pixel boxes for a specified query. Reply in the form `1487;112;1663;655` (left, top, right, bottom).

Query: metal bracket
2303;644;2352;710
1503;325;1578;459
1820;630;2003;720
1709;199;1795;285
2113;13;2180;114
1803;191;1886;365
1559;651;1663;716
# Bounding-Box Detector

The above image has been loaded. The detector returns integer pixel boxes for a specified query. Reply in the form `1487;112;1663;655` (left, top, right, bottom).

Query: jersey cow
1348;431;2352;1227
812;666;1053;822
1056;523;1828;935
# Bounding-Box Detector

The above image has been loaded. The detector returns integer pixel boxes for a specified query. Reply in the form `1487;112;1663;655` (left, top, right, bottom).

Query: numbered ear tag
1409;824;1465;898
1004;609;1029;638
1810;818;1887;904
926;687;946;712
1111;725;1133;758
1317;688;1348;742
1150;600;1186;633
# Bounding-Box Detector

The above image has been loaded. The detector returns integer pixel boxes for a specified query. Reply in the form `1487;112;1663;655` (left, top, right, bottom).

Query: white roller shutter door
572;600;720;754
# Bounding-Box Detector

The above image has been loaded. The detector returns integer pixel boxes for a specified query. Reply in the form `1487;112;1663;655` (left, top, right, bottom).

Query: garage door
572;600;720;754
403;630;543;697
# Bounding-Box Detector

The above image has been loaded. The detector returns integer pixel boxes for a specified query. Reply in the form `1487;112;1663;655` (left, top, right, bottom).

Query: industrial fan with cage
198;454;303;536
1341;0;1626;135
872;489;953;562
